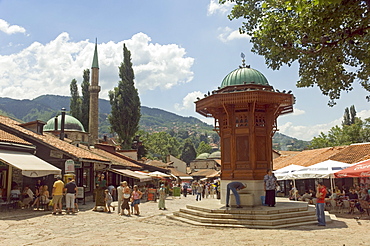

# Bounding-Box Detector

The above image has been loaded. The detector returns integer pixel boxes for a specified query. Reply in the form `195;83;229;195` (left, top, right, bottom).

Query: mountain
0;94;212;133
0;95;310;150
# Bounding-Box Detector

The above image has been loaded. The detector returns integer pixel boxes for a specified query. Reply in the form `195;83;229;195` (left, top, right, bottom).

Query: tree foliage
70;78;82;120
180;138;197;165
197;141;213;155
221;0;370;106
144;132;180;162
81;69;90;132
309;105;370;148
109;44;141;149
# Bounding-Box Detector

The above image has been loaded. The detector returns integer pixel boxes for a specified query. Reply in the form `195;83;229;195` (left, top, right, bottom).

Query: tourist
52;176;64;215
316;182;327;226
121;181;131;216
264;169;278;207
104;189;114;213
195;182;203;201
131;185;142;215
39;185;50;210
116;182;124;214
182;182;188;197
158;184;166;210
31;184;43;209
225;182;247;208
22;185;34;208
108;183;116;201
64;177;77;214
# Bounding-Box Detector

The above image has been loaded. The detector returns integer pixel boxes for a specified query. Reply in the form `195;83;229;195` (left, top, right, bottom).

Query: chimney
54;116;58;131
60;108;66;140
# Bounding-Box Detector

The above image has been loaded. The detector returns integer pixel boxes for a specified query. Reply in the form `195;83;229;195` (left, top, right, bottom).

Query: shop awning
0;150;61;177
110;168;152;182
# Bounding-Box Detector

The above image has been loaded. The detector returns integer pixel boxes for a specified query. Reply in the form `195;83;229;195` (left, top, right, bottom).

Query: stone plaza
1;195;369;246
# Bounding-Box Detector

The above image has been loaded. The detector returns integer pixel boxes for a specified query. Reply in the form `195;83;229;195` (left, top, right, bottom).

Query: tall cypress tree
70;78;82;120
81;69;90;131
109;43;141;149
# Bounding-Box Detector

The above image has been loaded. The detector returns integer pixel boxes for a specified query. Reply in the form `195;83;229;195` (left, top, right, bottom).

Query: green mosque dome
208;151;221;159
196;153;210;160
220;66;269;88
44;114;85;132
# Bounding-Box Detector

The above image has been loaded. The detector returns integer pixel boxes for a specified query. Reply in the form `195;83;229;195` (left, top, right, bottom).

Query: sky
0;0;369;141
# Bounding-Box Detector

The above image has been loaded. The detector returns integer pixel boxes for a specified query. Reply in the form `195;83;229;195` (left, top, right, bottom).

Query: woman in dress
158;184;166;210
120;181;131;216
131;185;143;215
40;185;50;210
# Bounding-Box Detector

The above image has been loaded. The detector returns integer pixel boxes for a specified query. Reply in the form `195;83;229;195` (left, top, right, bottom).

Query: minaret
89;39;101;144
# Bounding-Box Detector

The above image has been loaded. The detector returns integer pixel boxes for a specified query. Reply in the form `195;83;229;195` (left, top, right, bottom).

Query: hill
0;95;310;150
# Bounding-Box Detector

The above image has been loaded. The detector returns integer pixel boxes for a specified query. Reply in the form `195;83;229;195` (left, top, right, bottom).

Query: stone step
179;207;316;220
186;203;309;215
166;214;318;229
172;210;317;227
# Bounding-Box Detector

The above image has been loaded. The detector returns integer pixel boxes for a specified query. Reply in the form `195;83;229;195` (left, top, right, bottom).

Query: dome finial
240;52;250;68
241;52;245;67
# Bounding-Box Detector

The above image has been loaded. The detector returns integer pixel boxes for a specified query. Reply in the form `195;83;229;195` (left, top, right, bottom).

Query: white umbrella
274;164;304;180
274;164;304;200
290;160;352;193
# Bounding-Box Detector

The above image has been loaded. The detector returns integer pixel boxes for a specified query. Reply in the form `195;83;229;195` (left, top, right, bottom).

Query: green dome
44;115;85;132
208;151;221;159
196;153;210;160
221;66;269;88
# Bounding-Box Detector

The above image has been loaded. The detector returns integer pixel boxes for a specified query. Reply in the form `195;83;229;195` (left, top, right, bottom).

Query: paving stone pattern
0;196;369;245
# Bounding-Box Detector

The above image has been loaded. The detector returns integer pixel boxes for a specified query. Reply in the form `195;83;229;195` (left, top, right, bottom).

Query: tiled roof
145;160;168;168
190;169;218;177
0;129;33;146
273;146;345;170
89;148;142;169
329;143;370;164
0;116;109;162
167;167;190;177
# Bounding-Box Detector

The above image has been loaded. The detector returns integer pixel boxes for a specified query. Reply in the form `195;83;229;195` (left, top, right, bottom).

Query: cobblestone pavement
1;195;369;246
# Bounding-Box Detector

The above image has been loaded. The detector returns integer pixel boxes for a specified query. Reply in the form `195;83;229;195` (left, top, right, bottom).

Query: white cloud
278;117;342;141
0;32;194;100
357;109;370;120
218;27;250;42
174;91;204;111
207;0;233;16
0;19;26;34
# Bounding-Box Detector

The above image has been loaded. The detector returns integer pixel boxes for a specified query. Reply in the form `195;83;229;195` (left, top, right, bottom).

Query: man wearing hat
225;182;247;208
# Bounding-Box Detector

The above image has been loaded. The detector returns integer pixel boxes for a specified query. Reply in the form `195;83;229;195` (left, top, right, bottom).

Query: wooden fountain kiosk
195;57;295;206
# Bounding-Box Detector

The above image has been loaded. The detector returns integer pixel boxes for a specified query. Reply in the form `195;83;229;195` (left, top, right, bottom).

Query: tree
197;141;212;156
81;69;90;132
311;106;361;148
70;78;82;120
221;0;370;106
180;138;197;165
145;132;180;162
109;43;141;149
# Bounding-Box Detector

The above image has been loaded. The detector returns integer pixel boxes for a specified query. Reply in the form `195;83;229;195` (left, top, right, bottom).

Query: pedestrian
191;182;196;196
225;182;247;208
116;182;124;215
195;182;203;201
108;183;116;201
104;189;114;213
51;176;64;215
131;185;142;215
182;183;188;197
316;182;327;226
264;169;278;207
158;184;166;210
120;181;131;216
64;177;77;214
